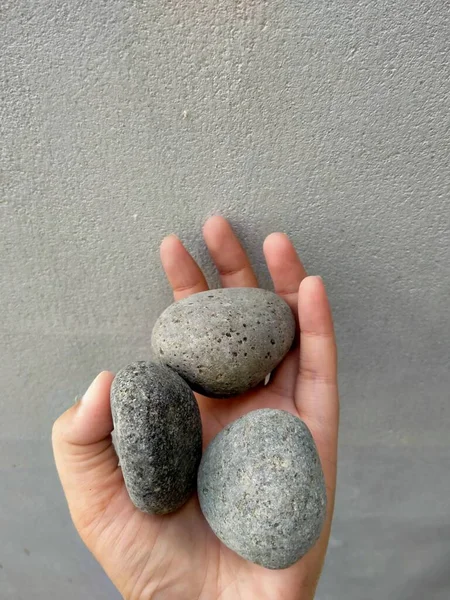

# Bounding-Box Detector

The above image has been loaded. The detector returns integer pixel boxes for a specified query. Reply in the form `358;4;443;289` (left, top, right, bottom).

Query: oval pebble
111;361;202;514
151;288;295;397
198;409;327;569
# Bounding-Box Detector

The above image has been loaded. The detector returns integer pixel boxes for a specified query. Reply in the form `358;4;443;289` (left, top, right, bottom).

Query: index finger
295;276;339;487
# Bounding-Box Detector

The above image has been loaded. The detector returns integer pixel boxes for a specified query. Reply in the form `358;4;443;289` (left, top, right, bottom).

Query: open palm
53;216;339;600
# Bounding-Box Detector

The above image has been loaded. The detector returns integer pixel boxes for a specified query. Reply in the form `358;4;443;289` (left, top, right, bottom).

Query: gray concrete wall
1;1;449;598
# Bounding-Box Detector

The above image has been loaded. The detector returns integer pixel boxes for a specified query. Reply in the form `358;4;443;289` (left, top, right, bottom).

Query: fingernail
80;372;104;406
314;275;323;282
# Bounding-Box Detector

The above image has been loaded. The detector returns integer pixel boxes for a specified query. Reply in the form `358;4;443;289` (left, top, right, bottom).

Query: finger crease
275;289;298;298
299;374;337;385
218;265;249;278
173;282;203;293
297;367;337;385
301;330;335;339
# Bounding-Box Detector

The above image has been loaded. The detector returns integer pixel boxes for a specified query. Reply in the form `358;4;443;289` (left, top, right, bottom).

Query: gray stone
111;361;202;514
151;288;295;397
198;409;327;569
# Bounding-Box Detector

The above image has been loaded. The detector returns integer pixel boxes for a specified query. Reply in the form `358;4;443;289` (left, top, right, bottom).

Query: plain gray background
1;1;449;598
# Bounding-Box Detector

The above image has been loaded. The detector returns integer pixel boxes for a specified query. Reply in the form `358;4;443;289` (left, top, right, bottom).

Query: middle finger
202;216;258;288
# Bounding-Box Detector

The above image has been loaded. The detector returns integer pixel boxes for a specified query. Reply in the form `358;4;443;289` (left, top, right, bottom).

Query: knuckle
218;265;246;278
299;361;336;385
301;329;335;340
51;416;63;443
51;406;74;445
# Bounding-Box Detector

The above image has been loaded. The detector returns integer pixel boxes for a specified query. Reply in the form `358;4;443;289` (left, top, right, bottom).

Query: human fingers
52;372;126;538
295;276;339;491
263;232;307;396
263;232;307;315
160;234;209;301
202;216;258;288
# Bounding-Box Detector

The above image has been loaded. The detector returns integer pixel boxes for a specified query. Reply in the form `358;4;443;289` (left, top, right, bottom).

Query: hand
52;216;339;600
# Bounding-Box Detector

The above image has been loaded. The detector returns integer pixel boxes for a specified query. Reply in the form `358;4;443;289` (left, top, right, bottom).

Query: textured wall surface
1;1;449;598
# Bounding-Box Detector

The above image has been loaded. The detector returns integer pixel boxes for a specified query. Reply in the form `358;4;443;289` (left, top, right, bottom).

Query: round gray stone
151;288;295;397
198;409;327;569
111;361;202;514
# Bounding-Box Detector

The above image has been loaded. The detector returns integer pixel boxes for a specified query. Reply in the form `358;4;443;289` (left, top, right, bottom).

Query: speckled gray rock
198;409;326;569
151;288;295;397
111;361;202;514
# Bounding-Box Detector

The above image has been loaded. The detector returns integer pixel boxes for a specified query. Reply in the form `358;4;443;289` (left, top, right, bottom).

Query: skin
52;216;339;600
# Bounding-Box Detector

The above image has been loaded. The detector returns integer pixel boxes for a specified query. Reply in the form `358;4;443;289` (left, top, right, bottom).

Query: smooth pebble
151;288;295;397
111;361;202;514
198;409;327;569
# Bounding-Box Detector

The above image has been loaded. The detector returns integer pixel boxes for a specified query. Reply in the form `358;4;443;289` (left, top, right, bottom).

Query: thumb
52;371;124;537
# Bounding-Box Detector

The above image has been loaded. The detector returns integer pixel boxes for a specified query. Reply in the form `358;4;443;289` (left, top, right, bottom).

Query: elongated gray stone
151;288;295;397
111;361;202;514
198;409;327;569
